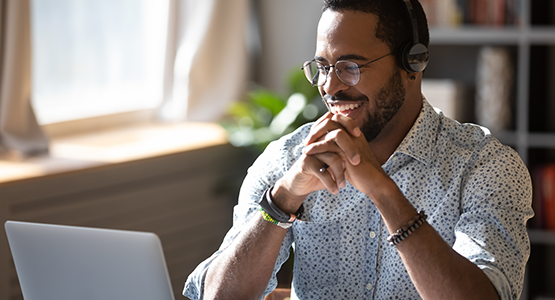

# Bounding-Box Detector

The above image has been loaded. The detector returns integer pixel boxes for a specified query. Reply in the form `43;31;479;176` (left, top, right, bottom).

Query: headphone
400;0;429;73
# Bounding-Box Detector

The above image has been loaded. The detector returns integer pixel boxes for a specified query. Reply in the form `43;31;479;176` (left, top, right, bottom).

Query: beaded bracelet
260;207;294;229
387;210;428;246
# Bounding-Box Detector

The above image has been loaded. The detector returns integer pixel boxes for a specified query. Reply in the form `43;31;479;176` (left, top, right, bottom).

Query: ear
404;71;419;82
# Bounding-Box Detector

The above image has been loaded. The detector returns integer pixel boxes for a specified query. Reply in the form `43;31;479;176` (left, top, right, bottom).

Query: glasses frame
302;48;399;87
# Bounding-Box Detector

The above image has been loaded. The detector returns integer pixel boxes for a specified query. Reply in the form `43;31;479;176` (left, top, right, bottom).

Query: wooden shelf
430;26;555;45
495;131;518;146
528;26;555;44
528;229;555;245
528;133;555;148
430;27;524;45
495;131;555;148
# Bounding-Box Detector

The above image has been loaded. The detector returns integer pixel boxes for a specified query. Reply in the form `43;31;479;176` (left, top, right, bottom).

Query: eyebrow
315;54;369;63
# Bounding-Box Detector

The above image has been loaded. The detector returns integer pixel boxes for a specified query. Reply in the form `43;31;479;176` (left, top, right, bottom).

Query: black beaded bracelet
258;186;304;224
387;210;428;246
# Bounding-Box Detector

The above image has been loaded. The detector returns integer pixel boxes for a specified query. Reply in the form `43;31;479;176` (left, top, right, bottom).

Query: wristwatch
258;186;303;226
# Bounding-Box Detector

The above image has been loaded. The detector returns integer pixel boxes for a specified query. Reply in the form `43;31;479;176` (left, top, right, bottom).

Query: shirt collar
388;96;439;166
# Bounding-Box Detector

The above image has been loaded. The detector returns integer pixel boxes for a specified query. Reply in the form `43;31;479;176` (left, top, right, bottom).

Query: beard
321;70;406;142
359;71;405;141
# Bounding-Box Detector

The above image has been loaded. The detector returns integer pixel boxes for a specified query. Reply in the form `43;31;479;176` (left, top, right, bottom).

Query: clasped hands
273;112;388;214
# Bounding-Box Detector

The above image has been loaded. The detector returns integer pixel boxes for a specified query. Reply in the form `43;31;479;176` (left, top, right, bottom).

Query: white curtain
159;0;250;122
0;0;248;158
0;0;48;157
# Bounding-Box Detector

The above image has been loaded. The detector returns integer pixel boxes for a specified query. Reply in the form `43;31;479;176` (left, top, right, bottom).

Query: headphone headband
402;0;419;44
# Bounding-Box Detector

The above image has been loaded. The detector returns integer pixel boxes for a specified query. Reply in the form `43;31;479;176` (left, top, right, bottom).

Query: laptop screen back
5;221;175;300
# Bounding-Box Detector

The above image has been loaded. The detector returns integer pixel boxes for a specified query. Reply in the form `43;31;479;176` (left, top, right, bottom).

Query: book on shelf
420;0;523;28
531;164;555;230
475;46;513;133
422;79;471;123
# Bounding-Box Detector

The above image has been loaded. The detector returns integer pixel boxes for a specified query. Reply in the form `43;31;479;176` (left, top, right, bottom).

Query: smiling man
183;1;533;299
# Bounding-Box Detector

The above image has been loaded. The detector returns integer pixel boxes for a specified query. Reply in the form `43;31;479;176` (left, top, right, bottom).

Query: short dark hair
322;0;429;58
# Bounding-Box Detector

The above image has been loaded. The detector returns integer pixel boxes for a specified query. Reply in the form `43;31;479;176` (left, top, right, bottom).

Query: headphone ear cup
401;42;429;73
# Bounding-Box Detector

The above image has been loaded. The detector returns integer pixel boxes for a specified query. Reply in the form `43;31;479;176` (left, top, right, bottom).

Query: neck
369;89;422;165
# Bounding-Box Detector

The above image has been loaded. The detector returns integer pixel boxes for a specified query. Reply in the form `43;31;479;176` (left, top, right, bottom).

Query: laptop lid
5;221;175;300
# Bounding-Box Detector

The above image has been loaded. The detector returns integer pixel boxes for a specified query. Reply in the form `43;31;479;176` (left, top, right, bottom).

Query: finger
330;113;361;137
331;113;362;138
306;117;344;145
309;152;345;194
315;111;334;126
332;129;361;165
304;130;361;165
304;112;334;145
318;152;346;191
305;113;362;146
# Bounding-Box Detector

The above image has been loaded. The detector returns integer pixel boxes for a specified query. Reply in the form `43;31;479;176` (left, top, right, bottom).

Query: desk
0;122;250;300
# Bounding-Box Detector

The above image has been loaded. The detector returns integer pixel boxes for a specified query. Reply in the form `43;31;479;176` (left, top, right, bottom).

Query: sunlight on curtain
30;0;169;124
159;0;250;122
0;0;48;157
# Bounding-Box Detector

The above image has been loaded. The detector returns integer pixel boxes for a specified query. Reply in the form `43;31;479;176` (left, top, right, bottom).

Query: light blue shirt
183;98;533;300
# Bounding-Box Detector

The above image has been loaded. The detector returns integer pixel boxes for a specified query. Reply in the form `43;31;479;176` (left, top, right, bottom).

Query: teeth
332;103;360;114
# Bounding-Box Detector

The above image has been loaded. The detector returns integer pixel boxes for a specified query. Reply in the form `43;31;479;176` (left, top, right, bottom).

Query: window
30;0;169;124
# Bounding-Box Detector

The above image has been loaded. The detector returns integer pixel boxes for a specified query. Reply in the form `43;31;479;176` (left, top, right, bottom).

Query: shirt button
366;283;373;290
369;231;377;239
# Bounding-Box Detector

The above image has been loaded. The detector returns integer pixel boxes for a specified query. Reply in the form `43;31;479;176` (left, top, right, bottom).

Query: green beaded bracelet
260;207;294;229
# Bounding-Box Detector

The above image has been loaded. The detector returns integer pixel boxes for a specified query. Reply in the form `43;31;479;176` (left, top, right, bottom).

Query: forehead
316;9;389;60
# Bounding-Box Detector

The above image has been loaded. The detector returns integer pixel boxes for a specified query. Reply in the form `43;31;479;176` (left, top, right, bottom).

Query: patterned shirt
183;98;534;300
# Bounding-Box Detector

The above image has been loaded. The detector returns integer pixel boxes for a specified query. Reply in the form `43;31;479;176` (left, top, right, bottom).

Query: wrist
365;176;419;233
271;180;306;214
363;173;398;200
258;186;304;227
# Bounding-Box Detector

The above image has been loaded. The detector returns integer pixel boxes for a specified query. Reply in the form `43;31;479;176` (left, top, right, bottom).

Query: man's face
316;9;406;142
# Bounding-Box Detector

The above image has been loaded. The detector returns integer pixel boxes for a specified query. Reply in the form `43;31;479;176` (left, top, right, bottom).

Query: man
184;0;533;299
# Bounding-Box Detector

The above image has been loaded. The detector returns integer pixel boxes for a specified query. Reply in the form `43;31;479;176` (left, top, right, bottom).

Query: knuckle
320;152;334;160
325;130;338;140
321;118;334;128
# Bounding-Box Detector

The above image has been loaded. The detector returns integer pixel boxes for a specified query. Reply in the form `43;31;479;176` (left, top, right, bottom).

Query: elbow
203;270;266;300
203;285;265;300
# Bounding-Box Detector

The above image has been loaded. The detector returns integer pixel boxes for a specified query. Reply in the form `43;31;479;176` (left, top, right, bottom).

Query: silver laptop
5;221;175;300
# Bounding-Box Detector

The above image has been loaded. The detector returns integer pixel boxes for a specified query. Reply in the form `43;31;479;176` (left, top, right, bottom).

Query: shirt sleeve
453;141;534;300
183;126;309;299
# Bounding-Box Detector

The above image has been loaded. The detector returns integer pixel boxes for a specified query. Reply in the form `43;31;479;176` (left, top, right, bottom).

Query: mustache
322;92;368;102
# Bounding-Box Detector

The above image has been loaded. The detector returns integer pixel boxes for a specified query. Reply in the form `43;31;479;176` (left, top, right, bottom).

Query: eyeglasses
301;50;397;87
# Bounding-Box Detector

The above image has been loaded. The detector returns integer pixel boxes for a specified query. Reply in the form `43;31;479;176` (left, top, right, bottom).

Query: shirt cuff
479;264;512;300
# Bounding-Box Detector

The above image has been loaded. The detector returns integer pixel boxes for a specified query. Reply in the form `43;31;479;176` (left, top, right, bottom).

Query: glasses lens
303;61;329;87
303;61;320;87
335;61;360;86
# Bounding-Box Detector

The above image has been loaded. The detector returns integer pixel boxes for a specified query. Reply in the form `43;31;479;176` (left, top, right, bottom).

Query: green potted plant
220;67;325;153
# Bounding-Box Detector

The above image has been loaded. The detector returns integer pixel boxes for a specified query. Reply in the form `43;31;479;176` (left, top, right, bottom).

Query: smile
330;103;361;115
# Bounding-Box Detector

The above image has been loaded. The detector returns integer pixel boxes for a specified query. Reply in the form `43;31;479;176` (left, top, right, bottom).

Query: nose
321;66;348;97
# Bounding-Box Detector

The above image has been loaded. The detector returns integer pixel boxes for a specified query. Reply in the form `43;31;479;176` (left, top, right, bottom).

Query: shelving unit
529;229;555;245
428;28;531;163
425;1;555;299
526;230;555;300
427;2;555;163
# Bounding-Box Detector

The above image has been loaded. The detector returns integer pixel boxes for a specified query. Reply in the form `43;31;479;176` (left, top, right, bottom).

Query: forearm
204;214;288;300
396;223;499;300
374;180;499;300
